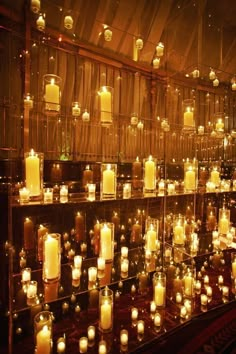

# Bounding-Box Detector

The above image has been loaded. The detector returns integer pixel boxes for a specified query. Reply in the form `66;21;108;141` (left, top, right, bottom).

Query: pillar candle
144;156;155;190
185;166;195;190
36;325;51;354
219;214;229;235
44;234;60;280
154;283;165;307
174;222;184;245
184;274;194;297
102;165;115;195
210;169;220;185
37;224;49;262
232;260;236;278
100;300;112;330
100;224;112;260
146;225;157;251
184;107;194;126
100;88;112;123
25;149;40;196
45;78;60;110
75;212;85;242
24;217;35;250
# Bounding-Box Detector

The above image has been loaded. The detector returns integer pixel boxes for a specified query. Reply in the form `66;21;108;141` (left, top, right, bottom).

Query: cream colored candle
185;166;195;190
45;78;60;110
184;107;194;126
103;164;115;195
36;325;51;354
100;88;112;123
137;320;145;334
232;261;236;278
79;337;88;353
44;234;60;280
154;283;165;307
25;149;40;196
100;300;112;330
120;329;128;346
131;307;138;321
219;214;229;234
174;222;184;245
210;169;220;185
88;267;97;282
184;274;194;297
144;156;155;190
146;225;157;251
87;326;95;341
100;223;112;260
154;313;161;327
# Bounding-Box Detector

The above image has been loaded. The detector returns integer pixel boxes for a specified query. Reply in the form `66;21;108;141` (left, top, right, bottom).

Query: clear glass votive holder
24;150;44;198
218;208;230;235
87;183;96;201
60;185;68;203
123;183;131;199
120;329;128;346
184;158;198;192
143;156;156;193
43;233;61;283
19;187;30;204
21;267;31;290
34;310;53;354
99;222;114;261
153;271;166;308
183;267;195;298
209;164;221;187
99;287;113;333
101;164;117;199
43;188;53;203
43;74;61;113
145;218;159;252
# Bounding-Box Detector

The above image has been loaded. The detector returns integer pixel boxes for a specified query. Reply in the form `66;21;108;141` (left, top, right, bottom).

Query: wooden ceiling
1;0;236;85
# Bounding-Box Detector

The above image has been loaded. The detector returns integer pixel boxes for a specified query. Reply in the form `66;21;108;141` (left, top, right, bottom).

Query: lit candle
72;267;81;281
74;255;82;269
100;223;112;260
57;337;66;353
150;300;156;313
144;156;155;191
184;107;194;126
97;257;105;271
19;187;30;203
25;149;40;196
185;165;196;190
154;313;161;327
36;325;51;354
210;168;220;186
174;221;184;245
176;292;182;304
184;273;194;297
121;246;128;258
222;286;229;297
100;300;112;330
180;305;187;318
87;326;95;341
219;213;229;235
218;275;224;285
146;224;157;251
204;275;209;284
24;217;34;250
43;188;53;203
44;234;60;281
121;258;129;275
72;102;80;116
45;78;60;111
88;267;97;282
131;307;138;321
79;337;88;353
21;268;31;283
27;280;37;299
206;286;212;297
215;118;224;131
102;164;115;195
154;283;165;307
100;87;112;123
137;320;145;334
120;329;128;346
200;294;208;306
98;340;107;354
232;259;236;278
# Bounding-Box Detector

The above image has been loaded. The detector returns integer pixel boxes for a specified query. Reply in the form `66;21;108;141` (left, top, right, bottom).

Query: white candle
100;87;112;123
74;255;82;269
184;274;194;297
88;267;97;282
103;165;115;195
100;223;112;260
146;224;157;251
79;337;88;353
131;307;138;321
97;257;105;271
121;247;128;258
201;294;208;306
154;283;165;307
185;166;195;190
206;286;212;297
19;187;30;203
176;292;182;304
44;234;60;280
57;337;66;353
218;275;224;285
100;300;112;330
121;259;129;274
204;275;209;284
222;286;229;297
215;118;224;131
144;156;155;190
180;305;187;318
44;188;53;203
36;325;51;354
98;340;107;354
25;149;40;196
150;301;156;313
45;78;60;111
120;329;128;346
87;326;95;341
174;222;184;245
210;169;220;185
27;281;37;298
154;313;161;327
184;107;194;126
137;320;145;334
72;267;81;281
219;214;229;235
22;268;31;282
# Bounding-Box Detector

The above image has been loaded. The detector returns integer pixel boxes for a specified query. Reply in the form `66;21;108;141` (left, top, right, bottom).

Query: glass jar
152;271;166;308
99;287;113;333
34;311;53;354
183;99;195;129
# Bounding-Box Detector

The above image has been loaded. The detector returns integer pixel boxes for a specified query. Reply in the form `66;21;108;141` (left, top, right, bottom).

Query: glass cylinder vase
43;233;61;283
99;86;113;126
99;222;114;261
99;286;113;333
34;310;53;354
152;271;166;308
184;158;198;192
24;150;44;199
183;267;195;299
209;163;221;187
43;74;61;113
143;156;156;193
101;163;117;199
214;112;225;133
173;214;185;246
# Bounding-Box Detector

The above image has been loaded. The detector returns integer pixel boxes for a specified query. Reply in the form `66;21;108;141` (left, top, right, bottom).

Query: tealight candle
87;326;95;341
57;337;66;353
19;187;30;203
79;337;88;353
21;267;31;283
120;329;128;346
137;320;145;334
150;301;156;313
218;275;224;285
131;307;138;321
43;188;53;203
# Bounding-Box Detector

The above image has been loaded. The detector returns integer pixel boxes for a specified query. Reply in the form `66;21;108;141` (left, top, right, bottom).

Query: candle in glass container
210;168;220;186
45;78;60;110
100;86;112;124
154;282;165;307
19;187;30;203
120;329;128;346
27;280;37;299
146;224;157;251
36;325;51;354
102;164;115;195
25;149;41;197
37;224;49;262
131;307;138;321
201;294;208;306
154;313;161;327
57;337;66;353
184;165;196;190
173;220;184;245
184;107;194;126
137;320;145;334
88;267;97;282
121;246;128;258
98;340;107;354
184;273;194;297
87;326;95;341
100;300;112;330
219;213;230;235
74;255;82;269
97;257;105;271
21;267;31;283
